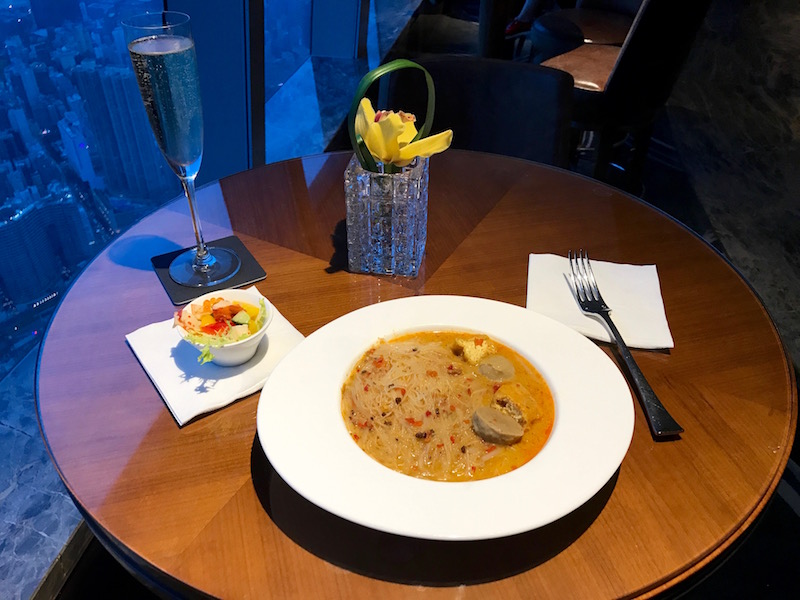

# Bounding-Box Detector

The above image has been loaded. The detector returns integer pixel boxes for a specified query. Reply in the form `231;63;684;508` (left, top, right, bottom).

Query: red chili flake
425;410;432;417
352;433;359;441
492;383;501;393
372;356;385;368
467;388;472;396
486;445;496;453
449;404;455;412
465;377;473;382
364;384;370;392
358;420;370;428
405;417;423;426
437;443;444;448
450;435;456;444
474;338;484;346
426;370;438;377
446;364;463;376
398;388;406;396
471;466;476;472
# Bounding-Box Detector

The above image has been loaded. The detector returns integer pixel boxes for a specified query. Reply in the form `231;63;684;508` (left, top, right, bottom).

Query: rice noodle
341;331;555;481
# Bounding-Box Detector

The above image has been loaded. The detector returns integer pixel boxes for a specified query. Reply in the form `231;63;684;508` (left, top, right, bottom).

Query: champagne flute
122;11;240;287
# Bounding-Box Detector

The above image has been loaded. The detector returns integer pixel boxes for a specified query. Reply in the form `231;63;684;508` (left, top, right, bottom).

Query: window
0;0;170;378
0;0;423;379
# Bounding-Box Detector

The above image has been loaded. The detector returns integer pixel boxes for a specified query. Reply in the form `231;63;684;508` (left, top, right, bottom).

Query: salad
174;296;267;364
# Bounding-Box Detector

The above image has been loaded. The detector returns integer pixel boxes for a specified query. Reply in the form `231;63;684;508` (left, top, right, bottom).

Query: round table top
37;151;796;599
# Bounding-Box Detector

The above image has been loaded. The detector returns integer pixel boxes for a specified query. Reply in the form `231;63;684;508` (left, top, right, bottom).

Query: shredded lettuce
197;345;214;365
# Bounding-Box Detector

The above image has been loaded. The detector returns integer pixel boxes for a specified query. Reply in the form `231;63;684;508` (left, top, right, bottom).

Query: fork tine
573;249;588;301
578;250;598;302
568;250;585;301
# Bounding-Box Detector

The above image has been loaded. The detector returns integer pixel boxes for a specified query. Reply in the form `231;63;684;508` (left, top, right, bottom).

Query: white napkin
126;294;304;426
526;253;674;349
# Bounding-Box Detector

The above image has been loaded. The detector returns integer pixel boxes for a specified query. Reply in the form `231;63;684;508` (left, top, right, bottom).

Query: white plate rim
257;295;634;541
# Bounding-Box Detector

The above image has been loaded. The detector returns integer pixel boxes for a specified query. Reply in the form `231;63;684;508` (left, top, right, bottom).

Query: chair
529;0;643;64
540;0;711;190
342;56;575;168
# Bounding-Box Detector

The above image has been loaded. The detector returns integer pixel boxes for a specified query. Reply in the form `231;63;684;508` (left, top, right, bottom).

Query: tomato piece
202;321;229;335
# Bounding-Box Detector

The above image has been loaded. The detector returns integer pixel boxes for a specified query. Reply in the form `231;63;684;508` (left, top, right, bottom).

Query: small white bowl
176;288;274;367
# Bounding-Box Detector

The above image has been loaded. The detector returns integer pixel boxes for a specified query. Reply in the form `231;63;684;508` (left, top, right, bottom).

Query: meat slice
471;406;524;445
478;354;515;381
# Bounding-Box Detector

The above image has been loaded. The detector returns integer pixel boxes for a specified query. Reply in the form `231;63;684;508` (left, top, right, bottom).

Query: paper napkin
126;293;304;426
526;253;674;349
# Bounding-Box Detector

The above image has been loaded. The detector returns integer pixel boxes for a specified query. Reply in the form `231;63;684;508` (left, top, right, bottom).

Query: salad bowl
174;288;274;367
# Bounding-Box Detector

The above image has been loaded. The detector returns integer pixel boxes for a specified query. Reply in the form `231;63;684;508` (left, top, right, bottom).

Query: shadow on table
107;234;182;270
250;434;616;586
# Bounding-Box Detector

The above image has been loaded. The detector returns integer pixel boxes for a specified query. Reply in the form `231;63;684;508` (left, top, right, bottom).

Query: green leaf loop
347;59;435;172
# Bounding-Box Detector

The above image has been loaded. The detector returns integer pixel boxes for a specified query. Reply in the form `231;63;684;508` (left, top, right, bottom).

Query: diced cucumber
232;310;251;325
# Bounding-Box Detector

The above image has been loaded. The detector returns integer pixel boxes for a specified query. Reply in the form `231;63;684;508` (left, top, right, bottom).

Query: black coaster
151;235;266;305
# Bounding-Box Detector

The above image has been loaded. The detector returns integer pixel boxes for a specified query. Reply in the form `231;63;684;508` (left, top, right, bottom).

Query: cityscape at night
0;0;178;379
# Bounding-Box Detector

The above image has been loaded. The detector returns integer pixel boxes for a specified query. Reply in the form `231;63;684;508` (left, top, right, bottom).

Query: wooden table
37;151;797;599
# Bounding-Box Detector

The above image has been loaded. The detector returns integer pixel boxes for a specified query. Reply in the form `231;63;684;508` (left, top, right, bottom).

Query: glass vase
344;155;429;277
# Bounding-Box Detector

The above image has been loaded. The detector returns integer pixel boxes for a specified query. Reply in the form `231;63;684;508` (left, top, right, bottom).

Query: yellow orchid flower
355;98;453;168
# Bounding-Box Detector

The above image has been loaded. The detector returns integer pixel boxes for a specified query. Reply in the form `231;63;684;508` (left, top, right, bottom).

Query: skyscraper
58;111;101;187
73;61;175;199
0;195;94;305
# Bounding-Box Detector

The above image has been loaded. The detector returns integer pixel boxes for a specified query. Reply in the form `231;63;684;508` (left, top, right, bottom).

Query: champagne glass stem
180;174;210;270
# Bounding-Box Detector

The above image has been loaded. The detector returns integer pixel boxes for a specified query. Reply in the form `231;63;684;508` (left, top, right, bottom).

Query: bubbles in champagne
129;35;203;177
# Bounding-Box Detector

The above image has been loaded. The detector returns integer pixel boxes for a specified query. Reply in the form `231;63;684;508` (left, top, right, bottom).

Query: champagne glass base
168;246;241;288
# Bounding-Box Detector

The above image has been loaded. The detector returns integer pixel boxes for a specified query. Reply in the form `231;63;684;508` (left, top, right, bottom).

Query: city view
0;0;382;382
0;0;201;380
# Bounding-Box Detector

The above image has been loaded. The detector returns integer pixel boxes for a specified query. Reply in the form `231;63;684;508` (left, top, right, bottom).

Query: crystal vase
344;155;429;277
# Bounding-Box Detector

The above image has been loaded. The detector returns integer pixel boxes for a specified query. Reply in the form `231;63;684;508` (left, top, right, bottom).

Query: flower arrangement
347;59;453;174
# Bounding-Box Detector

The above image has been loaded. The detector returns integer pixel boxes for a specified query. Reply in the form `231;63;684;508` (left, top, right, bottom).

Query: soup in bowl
341;330;555;481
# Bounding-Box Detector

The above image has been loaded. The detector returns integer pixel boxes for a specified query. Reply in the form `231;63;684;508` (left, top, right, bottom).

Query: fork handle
599;312;684;438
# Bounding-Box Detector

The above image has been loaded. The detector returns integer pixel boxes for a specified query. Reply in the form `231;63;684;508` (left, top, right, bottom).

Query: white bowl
176;288;274;367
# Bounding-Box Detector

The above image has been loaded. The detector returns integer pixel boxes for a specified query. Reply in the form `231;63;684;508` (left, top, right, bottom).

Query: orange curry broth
341;331;555;481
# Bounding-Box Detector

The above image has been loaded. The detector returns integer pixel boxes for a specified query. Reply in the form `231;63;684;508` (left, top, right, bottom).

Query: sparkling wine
129;35;203;177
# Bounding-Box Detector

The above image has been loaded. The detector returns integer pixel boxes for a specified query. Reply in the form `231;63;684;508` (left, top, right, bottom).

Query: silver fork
568;250;684;438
